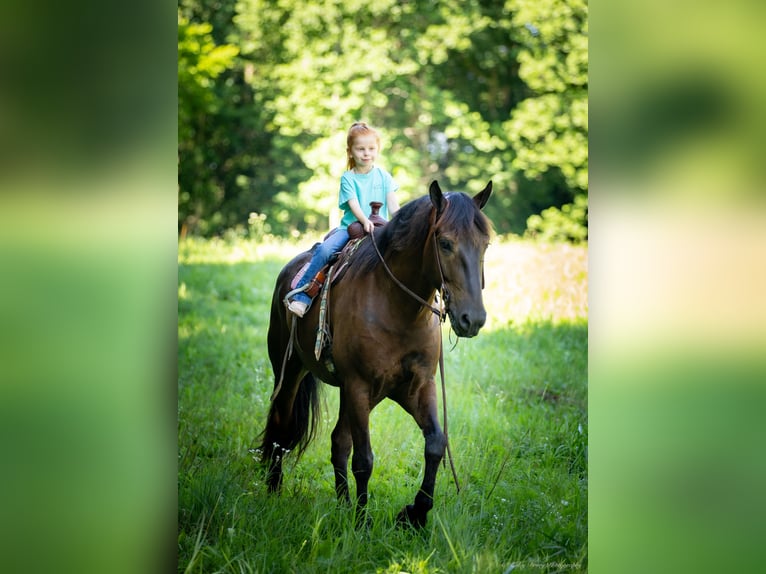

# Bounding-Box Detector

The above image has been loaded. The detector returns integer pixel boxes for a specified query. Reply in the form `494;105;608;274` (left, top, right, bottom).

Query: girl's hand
362;219;375;234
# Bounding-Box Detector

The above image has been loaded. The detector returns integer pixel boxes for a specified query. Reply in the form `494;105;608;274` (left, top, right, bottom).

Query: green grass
178;235;588;573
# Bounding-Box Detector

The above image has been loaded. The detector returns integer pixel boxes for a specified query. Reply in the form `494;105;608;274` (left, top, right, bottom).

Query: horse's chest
329;291;440;390
335;336;437;398
347;324;435;362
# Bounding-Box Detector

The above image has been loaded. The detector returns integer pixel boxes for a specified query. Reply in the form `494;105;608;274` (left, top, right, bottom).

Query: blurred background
177;0;588;241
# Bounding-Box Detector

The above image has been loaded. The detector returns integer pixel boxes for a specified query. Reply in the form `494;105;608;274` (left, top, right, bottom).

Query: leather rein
368;213;461;494
369;230;447;320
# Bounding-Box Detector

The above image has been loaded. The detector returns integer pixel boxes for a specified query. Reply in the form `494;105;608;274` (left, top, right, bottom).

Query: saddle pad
290;259;312;290
328;237;366;286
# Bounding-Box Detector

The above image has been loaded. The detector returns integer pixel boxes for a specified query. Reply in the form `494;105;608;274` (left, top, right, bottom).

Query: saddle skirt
285;236;367;369
283;237;365;371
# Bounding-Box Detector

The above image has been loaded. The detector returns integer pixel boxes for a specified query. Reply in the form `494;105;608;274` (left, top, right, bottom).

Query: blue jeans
291;228;350;305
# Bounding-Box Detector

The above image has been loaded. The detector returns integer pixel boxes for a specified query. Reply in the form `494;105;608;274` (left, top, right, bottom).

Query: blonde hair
346;121;381;171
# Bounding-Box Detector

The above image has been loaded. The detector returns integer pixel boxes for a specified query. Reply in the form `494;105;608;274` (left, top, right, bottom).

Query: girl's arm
346;198;374;233
386;191;400;216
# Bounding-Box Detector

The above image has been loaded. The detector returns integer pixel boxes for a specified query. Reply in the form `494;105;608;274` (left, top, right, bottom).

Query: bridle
369;227;448;322
368;198;460;322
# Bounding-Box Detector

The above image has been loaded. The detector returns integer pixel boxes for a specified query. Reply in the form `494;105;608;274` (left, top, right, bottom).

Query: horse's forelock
435;192;492;243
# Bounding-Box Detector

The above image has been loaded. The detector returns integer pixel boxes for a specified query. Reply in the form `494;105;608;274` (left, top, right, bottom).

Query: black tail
261;254;322;490
260;372;321;466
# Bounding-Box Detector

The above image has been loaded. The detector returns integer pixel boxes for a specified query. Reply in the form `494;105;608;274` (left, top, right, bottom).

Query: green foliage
526;193;588;243
177;18;238;136
506;0;588;192
178;0;588;239
178;237;588;572
178;9;241;235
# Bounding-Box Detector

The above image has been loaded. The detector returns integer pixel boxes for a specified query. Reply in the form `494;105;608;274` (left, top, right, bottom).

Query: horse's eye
438;238;453;252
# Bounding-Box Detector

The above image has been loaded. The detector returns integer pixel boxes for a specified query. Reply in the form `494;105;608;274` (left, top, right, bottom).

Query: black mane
349;192;491;277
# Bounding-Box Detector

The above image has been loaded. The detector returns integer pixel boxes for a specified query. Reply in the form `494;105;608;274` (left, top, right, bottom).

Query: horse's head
429;180;493;338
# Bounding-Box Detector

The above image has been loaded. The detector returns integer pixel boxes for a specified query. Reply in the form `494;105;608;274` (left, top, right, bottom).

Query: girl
287;122;400;317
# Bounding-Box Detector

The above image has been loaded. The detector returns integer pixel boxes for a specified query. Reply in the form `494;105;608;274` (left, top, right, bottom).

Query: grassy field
178;235;588;573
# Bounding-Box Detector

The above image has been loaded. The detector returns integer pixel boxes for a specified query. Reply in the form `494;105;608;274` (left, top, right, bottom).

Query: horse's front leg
396;379;446;528
331;394;352;504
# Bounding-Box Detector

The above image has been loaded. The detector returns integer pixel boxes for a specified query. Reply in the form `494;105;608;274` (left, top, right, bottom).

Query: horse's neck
382;241;439;313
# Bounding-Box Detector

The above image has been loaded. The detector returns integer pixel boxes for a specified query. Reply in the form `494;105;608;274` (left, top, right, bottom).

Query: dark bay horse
260;180;492;527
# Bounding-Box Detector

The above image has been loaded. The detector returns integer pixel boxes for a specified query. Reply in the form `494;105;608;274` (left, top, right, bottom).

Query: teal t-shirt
338;167;399;229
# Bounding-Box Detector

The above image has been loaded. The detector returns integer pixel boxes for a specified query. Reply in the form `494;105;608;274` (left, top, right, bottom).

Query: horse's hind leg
331;394;352;504
395;379;446;528
343;383;374;520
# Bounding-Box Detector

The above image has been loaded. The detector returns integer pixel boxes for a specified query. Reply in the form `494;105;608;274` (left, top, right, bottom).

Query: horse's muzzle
450;308;486;338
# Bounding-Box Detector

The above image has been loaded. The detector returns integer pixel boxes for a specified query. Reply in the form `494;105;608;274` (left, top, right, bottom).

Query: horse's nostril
457;311;486;336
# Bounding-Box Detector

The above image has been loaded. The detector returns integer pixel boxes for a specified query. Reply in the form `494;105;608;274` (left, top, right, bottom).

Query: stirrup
287;299;308;318
283;285;309;307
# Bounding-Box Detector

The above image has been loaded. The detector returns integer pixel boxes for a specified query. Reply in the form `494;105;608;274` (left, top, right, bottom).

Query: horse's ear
473;181;492;210
429;180;446;217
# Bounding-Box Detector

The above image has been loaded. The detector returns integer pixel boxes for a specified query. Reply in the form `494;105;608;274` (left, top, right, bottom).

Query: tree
178;11;239;235
178;0;589;239
504;0;588;237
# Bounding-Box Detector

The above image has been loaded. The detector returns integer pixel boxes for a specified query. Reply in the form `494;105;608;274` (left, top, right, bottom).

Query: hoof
396;504;427;529
354;507;372;529
266;480;281;494
265;470;283;493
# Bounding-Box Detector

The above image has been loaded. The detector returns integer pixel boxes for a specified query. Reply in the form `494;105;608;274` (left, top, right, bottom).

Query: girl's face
348;134;379;172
